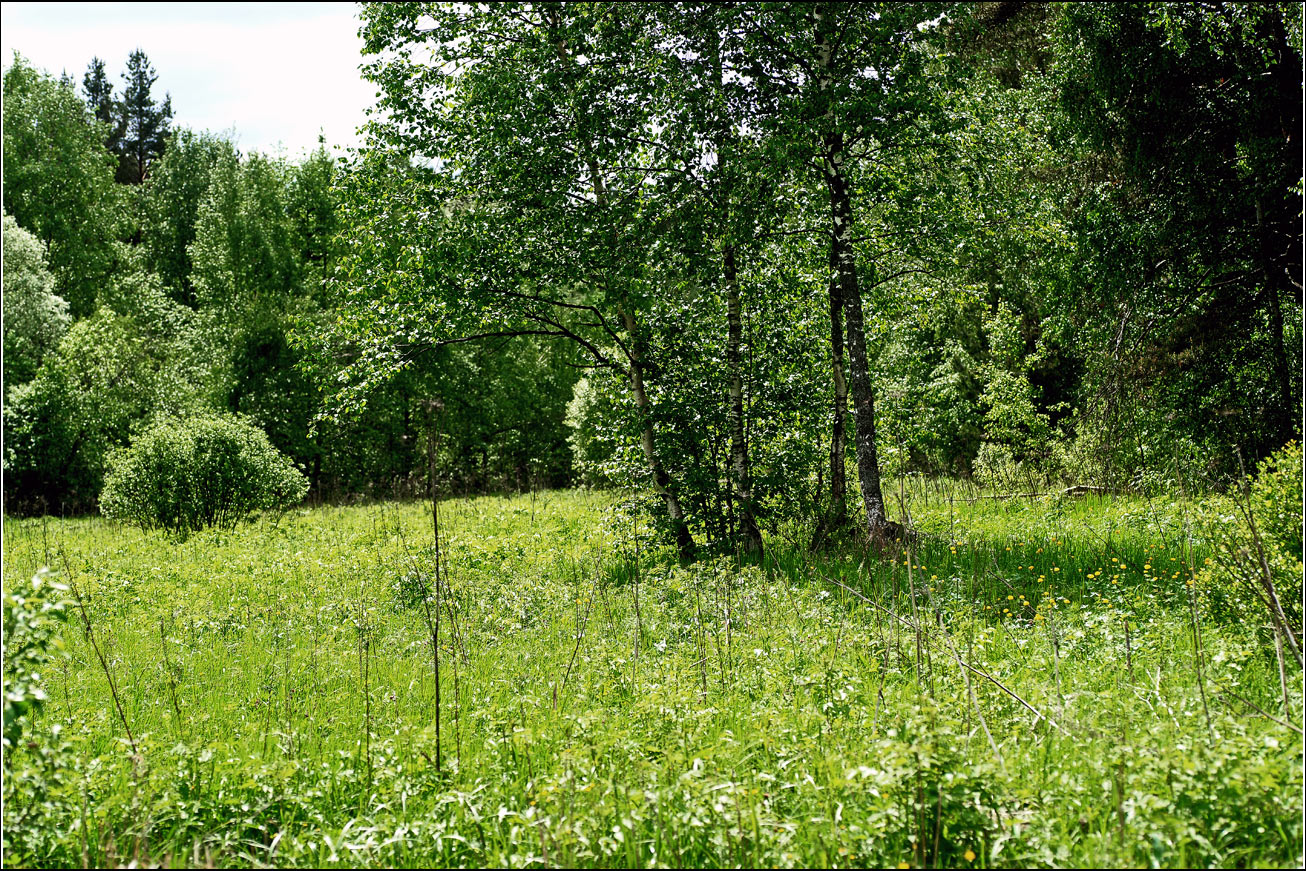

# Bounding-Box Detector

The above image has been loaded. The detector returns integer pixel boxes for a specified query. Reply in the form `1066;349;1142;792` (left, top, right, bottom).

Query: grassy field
2;487;1301;868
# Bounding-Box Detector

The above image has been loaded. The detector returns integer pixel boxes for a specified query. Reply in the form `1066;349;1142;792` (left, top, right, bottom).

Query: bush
565;375;627;488
100;414;307;536
2;569;77;866
1196;442;1303;637
2;569;69;752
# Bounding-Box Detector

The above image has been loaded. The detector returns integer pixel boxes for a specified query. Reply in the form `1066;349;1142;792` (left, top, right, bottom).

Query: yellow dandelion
964;849;976;862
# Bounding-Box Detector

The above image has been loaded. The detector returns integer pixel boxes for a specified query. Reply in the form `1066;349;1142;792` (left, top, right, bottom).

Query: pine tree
117;49;172;184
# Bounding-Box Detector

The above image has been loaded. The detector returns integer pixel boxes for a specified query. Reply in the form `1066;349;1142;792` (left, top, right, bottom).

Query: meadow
2;485;1301;868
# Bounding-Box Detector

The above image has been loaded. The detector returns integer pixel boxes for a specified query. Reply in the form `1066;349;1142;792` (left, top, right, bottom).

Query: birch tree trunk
815;11;895;543
826;244;849;522
555;9;698;560
620;306;697;561
724;244;763;555
811;244;851;549
825;148;892;539
582;158;698;561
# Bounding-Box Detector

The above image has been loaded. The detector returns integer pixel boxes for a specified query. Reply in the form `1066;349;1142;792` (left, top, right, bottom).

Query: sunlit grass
2;487;1300;868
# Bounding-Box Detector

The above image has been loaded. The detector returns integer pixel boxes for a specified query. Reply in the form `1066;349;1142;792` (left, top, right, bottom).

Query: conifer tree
82;56;124;155
117;49;172;184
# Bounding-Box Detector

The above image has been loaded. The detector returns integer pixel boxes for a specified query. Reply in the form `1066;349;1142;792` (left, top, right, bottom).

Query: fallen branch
961;485;1124;503
1217;690;1303;735
818;571;1068;735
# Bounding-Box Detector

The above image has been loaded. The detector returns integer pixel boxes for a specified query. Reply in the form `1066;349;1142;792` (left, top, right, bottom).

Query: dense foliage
99;414;309;536
2;54;578;513
323;1;1301;554
2;56;121;318
1196;441;1304;641
3;4;1299;531
1;213;69;388
1;6;1300;868
1;569;68;751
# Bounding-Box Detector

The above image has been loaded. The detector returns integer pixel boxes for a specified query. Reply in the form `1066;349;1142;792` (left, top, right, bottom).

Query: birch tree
348;2;702;557
738;2;950;542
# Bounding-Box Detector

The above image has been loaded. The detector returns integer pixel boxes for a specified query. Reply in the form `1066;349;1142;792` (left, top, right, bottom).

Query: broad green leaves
2;56;123;317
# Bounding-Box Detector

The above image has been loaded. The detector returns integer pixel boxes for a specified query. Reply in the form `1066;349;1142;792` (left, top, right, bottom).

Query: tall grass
2;486;1300;868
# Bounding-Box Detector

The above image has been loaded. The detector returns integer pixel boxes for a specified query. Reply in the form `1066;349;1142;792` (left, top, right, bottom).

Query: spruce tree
117;49;172;184
82;56;124;155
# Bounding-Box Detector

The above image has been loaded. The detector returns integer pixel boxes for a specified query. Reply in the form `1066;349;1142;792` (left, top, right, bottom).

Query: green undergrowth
2;487;1300;868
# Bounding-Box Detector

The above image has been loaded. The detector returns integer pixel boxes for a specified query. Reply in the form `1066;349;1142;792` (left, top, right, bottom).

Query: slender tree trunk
826;243;849;518
811;245;850;549
573;59;698;558
1258;9;1302;445
703;427;729;548
814;13;894;543
827;157;892;540
548;15;698;559
724;245;763;555
708;26;758;556
825;238;846;506
620;306;697;561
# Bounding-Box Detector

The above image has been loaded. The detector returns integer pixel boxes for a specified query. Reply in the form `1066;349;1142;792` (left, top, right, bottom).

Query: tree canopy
1;4;1300;542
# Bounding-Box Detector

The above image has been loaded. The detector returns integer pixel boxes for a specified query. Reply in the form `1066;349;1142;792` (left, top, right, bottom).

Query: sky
1;1;377;158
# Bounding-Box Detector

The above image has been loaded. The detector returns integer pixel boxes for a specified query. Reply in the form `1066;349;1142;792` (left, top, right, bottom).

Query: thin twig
59;550;138;756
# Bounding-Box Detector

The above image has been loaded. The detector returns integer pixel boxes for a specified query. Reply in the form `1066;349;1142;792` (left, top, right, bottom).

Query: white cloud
1;2;377;158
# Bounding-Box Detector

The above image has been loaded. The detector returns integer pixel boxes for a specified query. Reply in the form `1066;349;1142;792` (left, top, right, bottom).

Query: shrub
565;374;630;487
2;569;69;752
100;414;307;536
1196;442;1303;639
2;569;76;866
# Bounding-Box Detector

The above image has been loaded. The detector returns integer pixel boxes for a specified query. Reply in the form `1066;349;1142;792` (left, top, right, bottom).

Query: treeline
3;3;1302;552
2;51;577;515
324;2;1302;557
